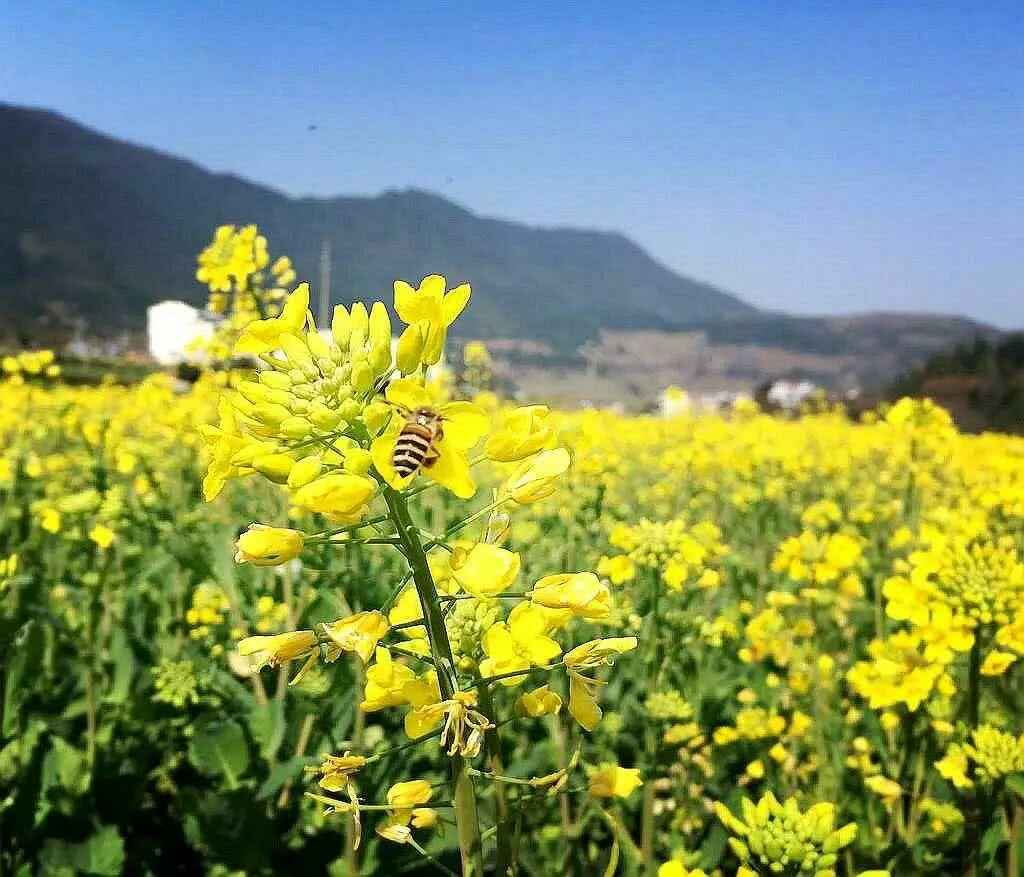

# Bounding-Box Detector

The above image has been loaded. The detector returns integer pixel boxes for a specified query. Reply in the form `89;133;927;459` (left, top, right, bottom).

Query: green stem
476;677;512;876
382;486;485;877
966;636;983;875
641;571;662;876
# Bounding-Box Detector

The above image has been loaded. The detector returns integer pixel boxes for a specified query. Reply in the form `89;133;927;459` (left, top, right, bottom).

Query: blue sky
3;1;1022;326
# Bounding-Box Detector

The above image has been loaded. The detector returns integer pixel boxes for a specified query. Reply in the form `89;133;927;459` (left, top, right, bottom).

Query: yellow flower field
3;228;1024;876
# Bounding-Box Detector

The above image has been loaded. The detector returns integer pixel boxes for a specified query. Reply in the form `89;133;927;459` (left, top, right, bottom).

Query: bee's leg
422;446;441;468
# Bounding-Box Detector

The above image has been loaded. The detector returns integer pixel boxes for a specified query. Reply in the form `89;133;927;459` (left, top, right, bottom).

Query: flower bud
235;524;305;566
386;779;433;809
238;630;317;670
287;455;323;489
332;304;351;350
362;401;392;433
309;402;343;431
369;301;391;349
344;447;374;475
260;370;291;390
352;360;374;392
349;302;369;353
280;334;316;376
280;416;312;440
291;472;376;519
253;453;295;483
395;322;426;374
728;837;750;860
253;403;292;427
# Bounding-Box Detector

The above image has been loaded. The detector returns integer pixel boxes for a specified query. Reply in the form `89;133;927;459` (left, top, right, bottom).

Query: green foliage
40;825;125;876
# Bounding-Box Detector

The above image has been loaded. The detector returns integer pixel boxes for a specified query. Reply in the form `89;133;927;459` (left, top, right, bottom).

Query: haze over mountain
0;103;758;345
0;102;995;392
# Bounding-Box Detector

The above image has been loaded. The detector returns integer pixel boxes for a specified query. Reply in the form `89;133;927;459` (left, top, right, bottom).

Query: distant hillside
888;334;1024;432
0;103;754;346
0;102;1001;391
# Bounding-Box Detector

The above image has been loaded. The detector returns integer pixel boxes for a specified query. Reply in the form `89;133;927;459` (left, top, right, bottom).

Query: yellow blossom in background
980;650;1017;675
658;863;707;877
89;524;115;549
587;763;642;798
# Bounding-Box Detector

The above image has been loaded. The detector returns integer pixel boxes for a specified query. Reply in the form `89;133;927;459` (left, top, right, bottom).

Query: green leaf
256;755;308;800
188;720;250;787
36;736;90;825
1006;773;1024;798
980;816;1008;871
103;630;135;705
40;825;125;876
3;621;45;738
247;699;287;761
699;820;728;869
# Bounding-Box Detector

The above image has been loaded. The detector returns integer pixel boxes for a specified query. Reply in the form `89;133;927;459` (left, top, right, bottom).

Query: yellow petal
442;283;471;326
569;675;602;731
425;437;476;499
385;377;434;413
440;401;489;451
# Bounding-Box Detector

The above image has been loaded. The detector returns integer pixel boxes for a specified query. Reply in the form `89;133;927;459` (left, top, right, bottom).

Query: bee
392;407;445;478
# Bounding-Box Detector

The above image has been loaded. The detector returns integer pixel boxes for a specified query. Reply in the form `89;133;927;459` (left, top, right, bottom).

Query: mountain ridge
0;102;755;346
0;102;998;393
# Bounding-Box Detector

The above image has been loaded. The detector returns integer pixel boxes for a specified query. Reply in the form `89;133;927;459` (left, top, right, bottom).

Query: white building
766;380;817;411
147;301;214;366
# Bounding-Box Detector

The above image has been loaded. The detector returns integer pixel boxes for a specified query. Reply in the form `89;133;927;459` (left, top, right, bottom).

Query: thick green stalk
476;678;513;876
641;571;662;876
382;486;485;876
965;637;983;876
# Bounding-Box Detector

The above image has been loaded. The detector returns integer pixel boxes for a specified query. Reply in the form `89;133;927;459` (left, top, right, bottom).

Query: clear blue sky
3;1;1022;326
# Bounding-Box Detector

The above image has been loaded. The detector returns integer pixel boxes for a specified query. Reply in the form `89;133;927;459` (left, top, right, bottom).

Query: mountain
0;102;998;394
0;103;755;346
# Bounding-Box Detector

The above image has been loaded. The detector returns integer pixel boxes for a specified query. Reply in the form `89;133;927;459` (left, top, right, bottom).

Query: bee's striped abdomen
393;422;438;478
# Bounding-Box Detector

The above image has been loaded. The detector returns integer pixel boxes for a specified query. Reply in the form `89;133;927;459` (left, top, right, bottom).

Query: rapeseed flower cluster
198;274;636;870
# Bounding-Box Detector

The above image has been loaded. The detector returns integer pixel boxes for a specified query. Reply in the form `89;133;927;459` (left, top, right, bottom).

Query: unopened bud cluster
714;793;857;876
